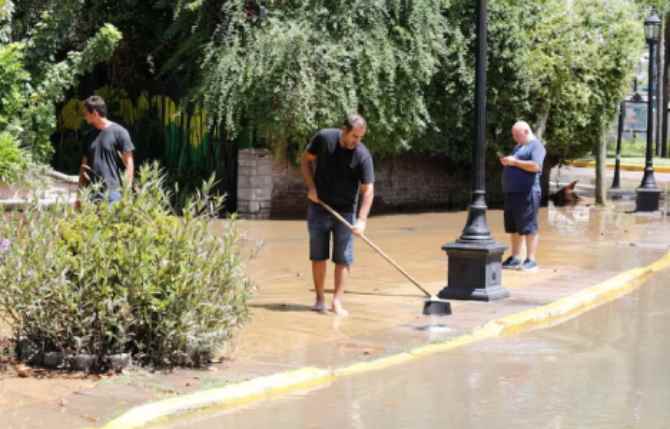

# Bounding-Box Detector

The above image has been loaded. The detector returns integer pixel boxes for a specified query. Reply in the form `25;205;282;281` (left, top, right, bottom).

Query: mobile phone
496;151;504;158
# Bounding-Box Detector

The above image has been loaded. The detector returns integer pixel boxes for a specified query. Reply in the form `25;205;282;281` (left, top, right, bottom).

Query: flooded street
156;267;670;429
3;199;669;429
209;203;669;366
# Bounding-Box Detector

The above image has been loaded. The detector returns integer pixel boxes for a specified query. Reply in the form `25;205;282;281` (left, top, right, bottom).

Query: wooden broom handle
318;201;431;297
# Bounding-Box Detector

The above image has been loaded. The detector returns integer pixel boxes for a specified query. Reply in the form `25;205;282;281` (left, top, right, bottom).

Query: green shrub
0;163;253;369
0;131;28;183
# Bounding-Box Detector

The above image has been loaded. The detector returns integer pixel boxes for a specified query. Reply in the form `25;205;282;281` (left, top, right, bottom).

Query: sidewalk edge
98;251;670;429
569;160;670;174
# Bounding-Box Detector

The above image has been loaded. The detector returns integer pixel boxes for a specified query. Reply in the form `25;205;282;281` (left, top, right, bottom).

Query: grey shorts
307;203;354;265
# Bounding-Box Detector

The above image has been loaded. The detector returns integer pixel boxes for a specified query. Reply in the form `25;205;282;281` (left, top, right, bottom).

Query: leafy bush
0;132;28;183
0;164;253;369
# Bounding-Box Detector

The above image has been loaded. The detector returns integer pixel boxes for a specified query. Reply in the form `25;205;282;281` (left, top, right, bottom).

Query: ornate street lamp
636;11;662;212
438;0;509;301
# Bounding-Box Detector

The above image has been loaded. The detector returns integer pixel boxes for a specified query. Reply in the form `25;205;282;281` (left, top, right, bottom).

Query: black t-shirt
307;128;374;213
81;122;135;192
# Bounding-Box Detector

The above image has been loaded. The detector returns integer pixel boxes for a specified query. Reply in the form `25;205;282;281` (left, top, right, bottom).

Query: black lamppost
438;0;509;301
609;92;644;198
636;11;662;212
610;101;626;191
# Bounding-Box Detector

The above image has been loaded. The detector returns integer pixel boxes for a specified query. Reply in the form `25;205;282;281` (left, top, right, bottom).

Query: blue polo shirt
502;137;546;194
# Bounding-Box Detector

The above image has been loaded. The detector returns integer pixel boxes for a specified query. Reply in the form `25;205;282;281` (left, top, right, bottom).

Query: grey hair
343;114;367;131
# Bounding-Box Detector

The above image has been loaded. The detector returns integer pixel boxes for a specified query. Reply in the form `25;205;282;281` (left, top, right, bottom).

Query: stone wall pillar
237;149;273;219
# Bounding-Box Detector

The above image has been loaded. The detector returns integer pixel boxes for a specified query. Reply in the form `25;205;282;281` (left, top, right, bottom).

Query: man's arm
78;156;89;189
501;142;545;173
301;151;319;203
121;151;134;187
353;183;374;236
503;157;541;173
76;156;90;209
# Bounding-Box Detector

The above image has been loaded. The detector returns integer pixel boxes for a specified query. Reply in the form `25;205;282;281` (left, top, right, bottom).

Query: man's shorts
504;191;541;235
91;190;122;205
307;203;354;265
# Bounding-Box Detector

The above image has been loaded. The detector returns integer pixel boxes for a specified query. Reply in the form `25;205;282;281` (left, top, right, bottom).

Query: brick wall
270;156;308;218
237;149;273;219
266;153;476;219
372;155;472;212
237;149;507;219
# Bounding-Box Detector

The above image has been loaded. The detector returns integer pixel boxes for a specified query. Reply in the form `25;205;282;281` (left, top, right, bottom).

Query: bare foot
330;300;349;317
311;301;327;313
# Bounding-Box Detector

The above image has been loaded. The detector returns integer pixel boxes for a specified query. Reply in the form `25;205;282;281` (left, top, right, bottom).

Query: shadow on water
253;289;425;313
248;303;314;313
315;288;423;299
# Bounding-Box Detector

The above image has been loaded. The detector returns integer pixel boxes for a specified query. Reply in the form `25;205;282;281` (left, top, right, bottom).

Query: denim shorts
307;203;354;265
91;190;122;205
504;191;541;235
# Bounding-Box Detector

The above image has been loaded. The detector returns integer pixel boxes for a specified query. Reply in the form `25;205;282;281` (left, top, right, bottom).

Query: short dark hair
83;95;108;118
343;113;367;131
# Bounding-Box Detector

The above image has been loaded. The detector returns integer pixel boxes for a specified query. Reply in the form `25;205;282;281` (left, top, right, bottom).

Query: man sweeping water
300;114;375;316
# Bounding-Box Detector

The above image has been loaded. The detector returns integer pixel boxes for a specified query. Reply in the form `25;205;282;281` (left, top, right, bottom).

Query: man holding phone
499;121;546;272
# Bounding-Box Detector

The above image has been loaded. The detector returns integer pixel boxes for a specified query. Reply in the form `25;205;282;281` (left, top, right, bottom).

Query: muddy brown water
208;204;667;365
154;267;670;429
227;203;664;295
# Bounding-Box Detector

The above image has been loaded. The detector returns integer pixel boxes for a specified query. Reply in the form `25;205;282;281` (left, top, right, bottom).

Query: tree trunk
534;107;550;140
540;158;555;207
663;12;670;158
594;130;607;206
656;17;665;157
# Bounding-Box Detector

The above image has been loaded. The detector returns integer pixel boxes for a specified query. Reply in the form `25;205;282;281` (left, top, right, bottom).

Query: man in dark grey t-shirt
78;95;135;205
301;114;375;316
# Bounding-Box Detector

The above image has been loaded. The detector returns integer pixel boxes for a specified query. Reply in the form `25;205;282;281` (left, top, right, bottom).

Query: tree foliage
0;0;651;180
424;0;643;168
528;0;643;164
198;0;447;157
0;0;121;167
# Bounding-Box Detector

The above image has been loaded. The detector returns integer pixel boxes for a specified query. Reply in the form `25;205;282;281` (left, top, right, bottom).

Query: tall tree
424;0;642;204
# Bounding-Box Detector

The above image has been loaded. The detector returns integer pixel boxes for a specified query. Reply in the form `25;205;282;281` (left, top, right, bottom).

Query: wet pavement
156;267;670;429
1;196;670;428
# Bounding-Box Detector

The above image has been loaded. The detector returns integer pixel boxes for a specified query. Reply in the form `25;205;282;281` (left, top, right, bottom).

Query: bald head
512;121;534;145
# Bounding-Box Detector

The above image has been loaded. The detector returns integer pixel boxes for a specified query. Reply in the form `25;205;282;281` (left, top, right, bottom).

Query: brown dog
550;180;580;206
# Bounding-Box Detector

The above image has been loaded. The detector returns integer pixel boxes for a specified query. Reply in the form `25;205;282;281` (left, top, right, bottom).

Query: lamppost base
607;188;631;201
438;240;509;302
635;187;661;212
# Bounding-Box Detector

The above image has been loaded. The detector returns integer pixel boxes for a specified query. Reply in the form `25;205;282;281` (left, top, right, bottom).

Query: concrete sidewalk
1;201;669;429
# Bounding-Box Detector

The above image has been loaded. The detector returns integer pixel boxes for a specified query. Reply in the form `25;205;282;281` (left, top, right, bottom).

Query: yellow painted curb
101;367;334;429
569;160;670;173
97;251;670;429
487;252;670;336
334;352;415;377
486;268;648;336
